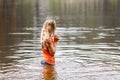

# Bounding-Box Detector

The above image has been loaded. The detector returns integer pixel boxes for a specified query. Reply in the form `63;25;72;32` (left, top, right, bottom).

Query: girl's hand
54;35;59;42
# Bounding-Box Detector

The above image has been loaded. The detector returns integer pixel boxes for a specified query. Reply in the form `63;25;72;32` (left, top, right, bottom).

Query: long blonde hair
41;20;56;47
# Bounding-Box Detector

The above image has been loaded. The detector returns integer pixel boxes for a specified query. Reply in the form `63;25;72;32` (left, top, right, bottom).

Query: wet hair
41;19;56;44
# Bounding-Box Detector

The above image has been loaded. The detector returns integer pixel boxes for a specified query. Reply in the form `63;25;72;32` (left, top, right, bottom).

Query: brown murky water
0;0;120;80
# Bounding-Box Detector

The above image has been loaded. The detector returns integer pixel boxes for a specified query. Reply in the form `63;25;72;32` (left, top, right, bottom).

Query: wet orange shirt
42;37;55;65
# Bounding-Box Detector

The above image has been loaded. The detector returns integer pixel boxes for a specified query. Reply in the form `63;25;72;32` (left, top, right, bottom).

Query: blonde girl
41;20;59;66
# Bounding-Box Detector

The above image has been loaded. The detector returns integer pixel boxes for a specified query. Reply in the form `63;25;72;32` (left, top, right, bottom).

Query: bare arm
45;35;59;56
45;39;56;56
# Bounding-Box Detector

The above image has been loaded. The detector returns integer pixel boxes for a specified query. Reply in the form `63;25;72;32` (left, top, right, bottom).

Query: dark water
0;0;120;80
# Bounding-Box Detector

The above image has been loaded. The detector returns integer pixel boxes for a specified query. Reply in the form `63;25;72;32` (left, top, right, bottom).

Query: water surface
0;0;120;80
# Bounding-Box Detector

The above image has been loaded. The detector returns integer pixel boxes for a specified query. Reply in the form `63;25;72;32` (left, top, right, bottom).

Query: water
0;0;120;80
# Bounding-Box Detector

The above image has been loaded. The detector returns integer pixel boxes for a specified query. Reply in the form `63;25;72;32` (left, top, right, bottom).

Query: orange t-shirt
42;37;55;65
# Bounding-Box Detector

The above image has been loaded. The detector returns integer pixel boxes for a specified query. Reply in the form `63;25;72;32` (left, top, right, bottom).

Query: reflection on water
0;0;120;80
42;66;56;80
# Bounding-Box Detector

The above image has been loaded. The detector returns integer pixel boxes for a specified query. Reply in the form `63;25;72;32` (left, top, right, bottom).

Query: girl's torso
42;37;55;65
